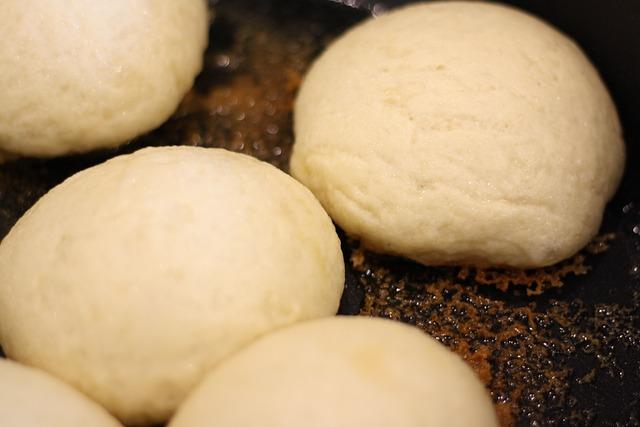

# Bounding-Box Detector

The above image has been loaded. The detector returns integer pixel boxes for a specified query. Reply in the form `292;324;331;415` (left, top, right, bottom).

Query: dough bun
0;359;122;427
0;0;209;156
291;1;625;268
0;147;344;425
170;316;498;427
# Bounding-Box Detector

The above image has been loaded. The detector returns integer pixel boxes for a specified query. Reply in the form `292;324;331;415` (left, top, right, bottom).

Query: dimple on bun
170;316;499;427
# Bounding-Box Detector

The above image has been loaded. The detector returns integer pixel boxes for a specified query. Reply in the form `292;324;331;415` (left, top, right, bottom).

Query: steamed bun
170;317;498;427
290;1;625;268
0;147;344;425
0;359;122;427
0;0;208;157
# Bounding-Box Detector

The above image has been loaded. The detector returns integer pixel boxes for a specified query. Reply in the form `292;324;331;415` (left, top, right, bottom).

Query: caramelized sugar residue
353;235;640;425
457;234;615;296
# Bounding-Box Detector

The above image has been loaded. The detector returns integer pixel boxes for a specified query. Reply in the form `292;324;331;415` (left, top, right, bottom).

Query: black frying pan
0;1;638;425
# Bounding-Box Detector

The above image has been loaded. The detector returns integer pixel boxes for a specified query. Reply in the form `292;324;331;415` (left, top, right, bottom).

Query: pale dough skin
0;0;209;157
170;317;499;427
0;359;122;427
0;147;344;426
291;1;625;268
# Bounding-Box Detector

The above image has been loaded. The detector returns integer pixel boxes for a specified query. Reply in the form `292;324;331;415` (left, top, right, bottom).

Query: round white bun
0;359;122;427
0;0;209;157
0;147;344;425
290;1;625;268
170;316;498;427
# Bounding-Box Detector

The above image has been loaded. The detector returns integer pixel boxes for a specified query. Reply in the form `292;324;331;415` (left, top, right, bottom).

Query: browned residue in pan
456;234;615;296
353;235;639;425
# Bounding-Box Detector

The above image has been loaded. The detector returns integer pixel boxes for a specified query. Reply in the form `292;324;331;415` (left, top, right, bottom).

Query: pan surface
0;1;638;425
